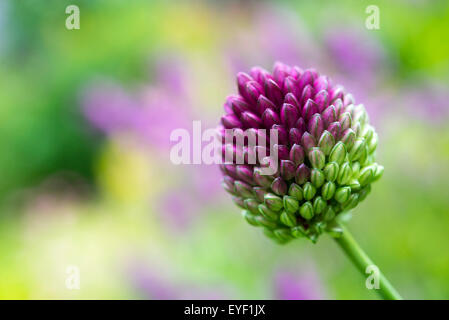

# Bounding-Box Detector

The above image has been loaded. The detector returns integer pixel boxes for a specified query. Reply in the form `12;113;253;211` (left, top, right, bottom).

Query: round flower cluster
219;62;383;244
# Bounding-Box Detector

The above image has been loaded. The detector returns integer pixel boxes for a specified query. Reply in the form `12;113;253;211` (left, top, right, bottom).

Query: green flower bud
291;225;306;238
313;196;327;214
262;228;276;240
368;132;378;153
288;183;303;201
264;193;284;211
323;206;335;221
324;162;339;182
372;164;384;181
308;147;325;169
318;130;335;155
335;186;351;203
258;204;278;221
274;228;292;243
242;210;258;226
337;162;352;185
280;210;297;227
349;138;366;161
234;181;254;198
329;142;347;165
299;201;314;220
321;181;336;200
311;168;325;187
358;185;371;202
351;161;361;178
358;167;374;186
232;196;245;208
348;179;361;192
343;193;359;210
362;125;374;142
244;198;260;215
341;128;356;151
303;182;316;201
283;195;299;214
255;215;278;229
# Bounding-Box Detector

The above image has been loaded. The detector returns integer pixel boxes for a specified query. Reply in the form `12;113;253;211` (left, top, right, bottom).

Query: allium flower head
218;62;383;244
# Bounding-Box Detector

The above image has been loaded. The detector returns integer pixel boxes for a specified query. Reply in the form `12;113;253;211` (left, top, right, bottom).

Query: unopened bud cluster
219;62;383;244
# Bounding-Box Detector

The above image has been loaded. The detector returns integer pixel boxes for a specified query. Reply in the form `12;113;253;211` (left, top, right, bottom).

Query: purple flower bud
264;79;283;106
258;95;277;114
286;127;299;145
302;99;318;121
308;113;324;139
273;144;289;160
253;187;267;202
313;75;329;92
327;121;341;140
283;76;301;98
228;96;251;116
298;69;315;93
221;113;242;129
295;164;310;185
237;72;252;96
295;117;306;133
272;125;288;145
284;92;300;111
273;61;291;85
240;111;262;128
280;160;296;181
280;103;299;128
291;66;303;79
262;108;280;128
250;66;273;85
233;196;245;208
244;81;263;105
301;132;316;151
300;84;314;106
289;144;305;165
314;90;329;113
329;85;344;102
322;105;337;127
236;165;254;185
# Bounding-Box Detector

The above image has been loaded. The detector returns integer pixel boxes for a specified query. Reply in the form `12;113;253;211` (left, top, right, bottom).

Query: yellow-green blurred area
0;0;449;299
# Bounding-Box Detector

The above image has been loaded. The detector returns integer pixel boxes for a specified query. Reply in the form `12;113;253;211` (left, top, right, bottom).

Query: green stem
332;222;403;300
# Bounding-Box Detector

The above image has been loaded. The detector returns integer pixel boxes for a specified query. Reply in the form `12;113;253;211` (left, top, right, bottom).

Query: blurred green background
0;0;449;299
